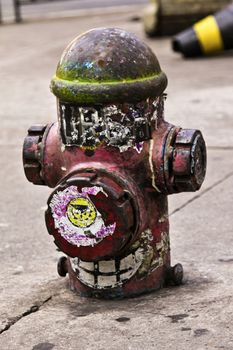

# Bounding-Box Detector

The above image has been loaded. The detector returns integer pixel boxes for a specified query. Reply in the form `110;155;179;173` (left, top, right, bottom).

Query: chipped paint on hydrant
23;28;207;299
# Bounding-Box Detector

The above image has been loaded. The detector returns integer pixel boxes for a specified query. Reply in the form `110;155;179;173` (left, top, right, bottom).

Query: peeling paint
158;214;168;223
149;139;161;192
58;100;156;153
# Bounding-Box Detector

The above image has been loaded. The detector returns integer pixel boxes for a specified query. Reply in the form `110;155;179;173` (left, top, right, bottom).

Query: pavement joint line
189;293;233;307
170;171;233;217
0;296;52;335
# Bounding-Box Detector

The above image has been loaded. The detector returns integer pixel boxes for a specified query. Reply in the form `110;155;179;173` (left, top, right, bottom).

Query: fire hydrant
23;28;206;298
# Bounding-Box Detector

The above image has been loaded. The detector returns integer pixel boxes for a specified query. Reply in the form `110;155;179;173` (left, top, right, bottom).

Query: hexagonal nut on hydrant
22;28;207;299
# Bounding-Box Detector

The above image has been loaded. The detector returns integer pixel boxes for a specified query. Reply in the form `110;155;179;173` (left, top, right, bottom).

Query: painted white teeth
78;259;94;271
70;250;144;289
98;260;116;273
120;249;143;281
120;253;135;270
78;268;95;286
97;275;118;289
70;230;170;290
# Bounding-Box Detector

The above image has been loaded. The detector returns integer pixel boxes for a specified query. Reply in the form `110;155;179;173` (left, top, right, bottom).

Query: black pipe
0;1;2;24
14;0;22;23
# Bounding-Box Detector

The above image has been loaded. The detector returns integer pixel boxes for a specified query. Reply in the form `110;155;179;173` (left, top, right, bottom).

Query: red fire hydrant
23;28;206;298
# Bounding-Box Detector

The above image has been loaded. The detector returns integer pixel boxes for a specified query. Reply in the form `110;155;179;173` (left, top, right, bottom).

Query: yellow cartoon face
67;197;97;228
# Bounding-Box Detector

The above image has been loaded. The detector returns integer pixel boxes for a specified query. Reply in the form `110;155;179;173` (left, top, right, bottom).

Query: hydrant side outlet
23;28;206;298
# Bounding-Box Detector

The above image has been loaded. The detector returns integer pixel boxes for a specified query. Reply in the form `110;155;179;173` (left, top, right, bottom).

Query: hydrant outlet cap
51;28;167;104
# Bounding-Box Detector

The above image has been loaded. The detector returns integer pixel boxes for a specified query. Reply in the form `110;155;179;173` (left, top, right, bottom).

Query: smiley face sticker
67;197;97;228
49;185;116;247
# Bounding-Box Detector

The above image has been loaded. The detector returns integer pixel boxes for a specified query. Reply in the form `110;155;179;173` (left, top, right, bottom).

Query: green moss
52;73;160;85
50;70;167;104
52;84;98;103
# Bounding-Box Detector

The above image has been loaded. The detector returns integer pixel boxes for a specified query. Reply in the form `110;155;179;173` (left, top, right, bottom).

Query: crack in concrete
190;293;233;307
170;171;233;216
0;296;52;335
208;146;233;150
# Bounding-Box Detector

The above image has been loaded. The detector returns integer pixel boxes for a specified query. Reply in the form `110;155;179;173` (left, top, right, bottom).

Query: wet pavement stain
115;316;131;322
181;327;192;331
32;343;55;350
194;329;209;337
218;258;233;263
167;313;189;323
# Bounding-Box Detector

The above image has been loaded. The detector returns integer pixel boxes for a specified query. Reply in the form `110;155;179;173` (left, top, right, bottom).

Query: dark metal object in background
23;28;206;299
0;1;2;24
13;0;22;23
12;0;57;23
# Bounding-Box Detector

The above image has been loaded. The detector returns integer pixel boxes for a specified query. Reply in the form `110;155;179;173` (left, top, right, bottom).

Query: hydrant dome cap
51;27;167;104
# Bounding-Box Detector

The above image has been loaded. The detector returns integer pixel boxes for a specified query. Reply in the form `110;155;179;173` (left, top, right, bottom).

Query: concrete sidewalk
0;10;233;350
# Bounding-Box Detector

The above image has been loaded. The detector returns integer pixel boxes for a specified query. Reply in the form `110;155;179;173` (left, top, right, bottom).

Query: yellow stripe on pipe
194;15;224;54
